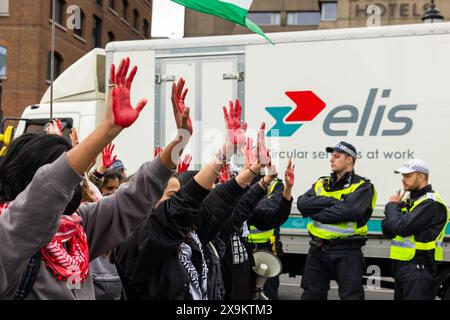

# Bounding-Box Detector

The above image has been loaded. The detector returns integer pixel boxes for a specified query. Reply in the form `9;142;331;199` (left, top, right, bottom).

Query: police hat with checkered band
326;141;357;159
394;159;429;175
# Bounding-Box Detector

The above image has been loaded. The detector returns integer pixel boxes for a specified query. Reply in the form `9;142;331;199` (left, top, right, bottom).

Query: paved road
278;274;395;300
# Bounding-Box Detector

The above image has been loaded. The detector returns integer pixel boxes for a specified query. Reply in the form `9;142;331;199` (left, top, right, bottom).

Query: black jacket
220;180;268;239
297;171;374;228
382;185;447;243
248;179;293;231
220;178;293;300
113;178;245;300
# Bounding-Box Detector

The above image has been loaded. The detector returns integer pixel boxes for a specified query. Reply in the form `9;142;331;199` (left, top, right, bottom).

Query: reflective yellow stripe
307;177;376;240
415;241;436;250
390;192;449;261
248;226;274;243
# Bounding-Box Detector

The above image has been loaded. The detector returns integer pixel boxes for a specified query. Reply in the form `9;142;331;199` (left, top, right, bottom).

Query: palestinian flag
171;0;274;44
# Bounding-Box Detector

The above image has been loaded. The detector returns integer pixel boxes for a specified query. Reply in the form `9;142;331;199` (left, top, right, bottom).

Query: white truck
4;21;450;298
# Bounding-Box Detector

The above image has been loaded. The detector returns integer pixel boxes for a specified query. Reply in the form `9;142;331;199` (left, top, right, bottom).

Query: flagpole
50;0;56;121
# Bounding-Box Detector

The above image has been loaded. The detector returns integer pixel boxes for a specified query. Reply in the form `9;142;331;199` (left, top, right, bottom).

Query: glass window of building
321;2;337;21
287;11;321;26
74;9;85;38
92;15;102;48
247;12;281;26
0;0;9;16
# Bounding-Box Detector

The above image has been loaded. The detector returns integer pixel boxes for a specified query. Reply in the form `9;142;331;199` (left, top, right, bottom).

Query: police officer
297;141;376;300
382;159;448;300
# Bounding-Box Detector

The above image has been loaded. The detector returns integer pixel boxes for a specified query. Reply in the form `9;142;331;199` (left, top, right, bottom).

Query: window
122;0;129;21
47;51;63;81
96;0;103;6
143;19;149;38
0;0;9;16
49;0;66;25
0;46;6;79
321;2;337;21
247;12;280;26
74;9;85;38
92;15;102;48
133;9;139;29
108;31;116;42
109;0;115;10
287;12;321;26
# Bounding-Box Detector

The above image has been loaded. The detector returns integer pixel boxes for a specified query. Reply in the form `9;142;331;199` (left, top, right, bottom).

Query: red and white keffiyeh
0;202;90;283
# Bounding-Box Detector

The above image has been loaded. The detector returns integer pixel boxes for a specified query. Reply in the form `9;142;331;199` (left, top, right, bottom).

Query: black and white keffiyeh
179;231;209;300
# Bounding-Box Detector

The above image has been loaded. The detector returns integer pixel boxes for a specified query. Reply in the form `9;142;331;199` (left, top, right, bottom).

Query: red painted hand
154;145;163;158
177;154;192;173
110;58;147;128
171;78;193;135
285;159;295;188
101;143;117;169
244;137;258;168
223;99;247;155
219;164;231;184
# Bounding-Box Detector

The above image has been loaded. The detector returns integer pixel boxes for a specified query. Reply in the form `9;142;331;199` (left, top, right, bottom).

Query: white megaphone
252;250;282;300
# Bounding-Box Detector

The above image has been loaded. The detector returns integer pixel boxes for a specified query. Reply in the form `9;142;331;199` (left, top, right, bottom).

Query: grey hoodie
0;153;173;299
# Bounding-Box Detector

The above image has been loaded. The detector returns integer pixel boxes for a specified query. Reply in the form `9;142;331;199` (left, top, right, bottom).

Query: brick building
0;0;152;120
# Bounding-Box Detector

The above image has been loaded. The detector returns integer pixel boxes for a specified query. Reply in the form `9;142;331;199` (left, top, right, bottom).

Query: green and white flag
171;0;274;44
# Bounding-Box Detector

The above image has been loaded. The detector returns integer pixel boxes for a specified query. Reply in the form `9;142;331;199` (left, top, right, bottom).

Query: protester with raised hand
0;57;186;300
114;96;265;300
244;159;295;300
88;142;118;190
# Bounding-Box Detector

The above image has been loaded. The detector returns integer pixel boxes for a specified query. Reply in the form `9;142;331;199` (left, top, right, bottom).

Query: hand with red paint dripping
171;78;193;135
177;154;192;173
223;99;247;160
101;143;117;169
243;137;258;169
154;145;163;158
219;164;231;184
283;159;295;200
105;57;147;130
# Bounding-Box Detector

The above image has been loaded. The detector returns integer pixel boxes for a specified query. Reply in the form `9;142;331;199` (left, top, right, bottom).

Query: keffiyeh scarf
0;202;90;283
178;231;208;300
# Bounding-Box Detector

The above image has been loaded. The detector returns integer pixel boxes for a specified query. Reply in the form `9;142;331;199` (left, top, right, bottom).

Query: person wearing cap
111;159;127;178
382;159;449;300
297;141;377;300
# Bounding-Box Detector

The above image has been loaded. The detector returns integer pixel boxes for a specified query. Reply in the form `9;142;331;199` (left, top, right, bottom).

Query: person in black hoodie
244;159;295;300
219;135;295;300
114;98;268;300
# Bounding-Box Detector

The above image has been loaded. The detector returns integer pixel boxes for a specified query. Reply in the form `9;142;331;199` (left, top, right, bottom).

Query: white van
10;22;450;297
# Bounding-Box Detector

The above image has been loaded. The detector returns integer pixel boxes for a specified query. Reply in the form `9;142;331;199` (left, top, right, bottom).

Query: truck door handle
223;72;244;81
155;74;176;84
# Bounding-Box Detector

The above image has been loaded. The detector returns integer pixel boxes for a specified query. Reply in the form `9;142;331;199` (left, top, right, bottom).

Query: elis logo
266;91;326;137
266;88;417;137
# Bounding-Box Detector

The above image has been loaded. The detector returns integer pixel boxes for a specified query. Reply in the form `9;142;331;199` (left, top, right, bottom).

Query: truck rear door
155;54;244;169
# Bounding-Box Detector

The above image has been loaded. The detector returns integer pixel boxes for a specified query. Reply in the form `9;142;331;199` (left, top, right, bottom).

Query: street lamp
422;0;444;23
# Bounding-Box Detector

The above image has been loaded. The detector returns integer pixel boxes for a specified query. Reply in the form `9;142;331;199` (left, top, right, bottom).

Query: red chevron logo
284;91;326;122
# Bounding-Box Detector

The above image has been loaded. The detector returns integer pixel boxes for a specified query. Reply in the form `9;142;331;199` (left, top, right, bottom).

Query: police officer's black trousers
393;261;436;300
301;246;365;300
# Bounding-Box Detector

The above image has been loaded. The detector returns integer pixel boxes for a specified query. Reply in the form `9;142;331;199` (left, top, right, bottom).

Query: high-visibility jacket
390;192;449;261
307;177;377;240
247;180;279;244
